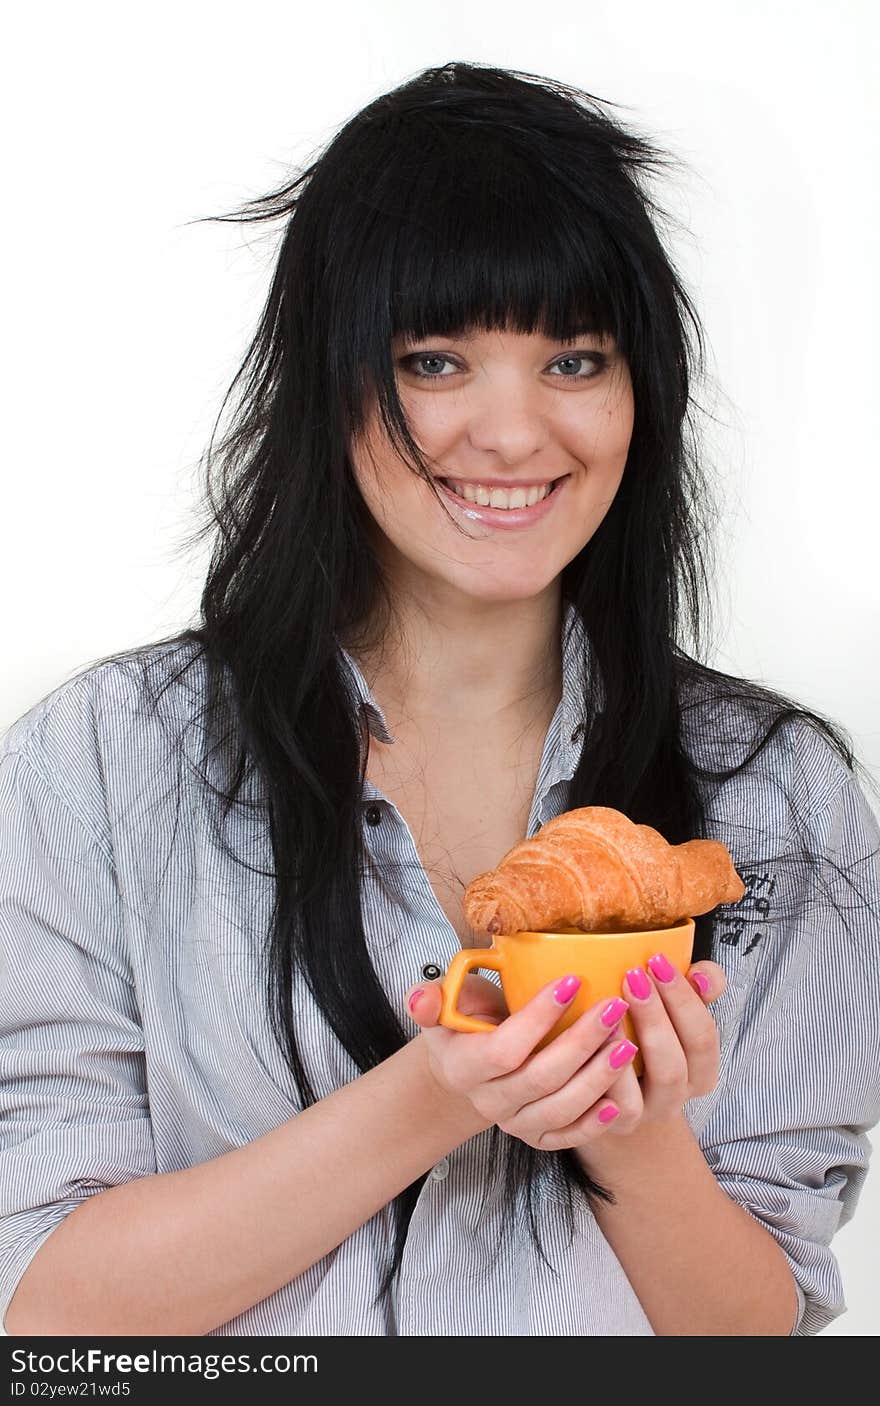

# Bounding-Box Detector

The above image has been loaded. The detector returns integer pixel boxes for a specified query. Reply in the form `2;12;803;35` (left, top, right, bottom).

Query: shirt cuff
789;1280;807;1336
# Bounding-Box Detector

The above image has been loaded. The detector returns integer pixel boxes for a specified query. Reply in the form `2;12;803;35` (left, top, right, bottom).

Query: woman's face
350;326;634;607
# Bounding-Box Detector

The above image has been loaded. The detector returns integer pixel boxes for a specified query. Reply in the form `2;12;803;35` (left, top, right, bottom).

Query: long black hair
71;61;877;1306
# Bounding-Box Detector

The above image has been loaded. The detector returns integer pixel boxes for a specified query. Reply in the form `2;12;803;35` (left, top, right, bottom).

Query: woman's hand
406;972;640;1151
405;955;727;1151
610;954;727;1130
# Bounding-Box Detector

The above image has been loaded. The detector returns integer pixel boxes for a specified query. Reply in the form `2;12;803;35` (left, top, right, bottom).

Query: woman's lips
436;475;570;529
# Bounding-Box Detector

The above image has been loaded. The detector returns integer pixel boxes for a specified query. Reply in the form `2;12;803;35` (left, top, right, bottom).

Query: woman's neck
347;588;564;739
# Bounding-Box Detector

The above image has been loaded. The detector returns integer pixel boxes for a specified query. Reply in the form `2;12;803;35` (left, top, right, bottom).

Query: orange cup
438;918;696;1077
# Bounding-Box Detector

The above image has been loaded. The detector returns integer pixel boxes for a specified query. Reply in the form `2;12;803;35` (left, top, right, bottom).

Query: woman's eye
547;353;606;379
401;354;457;378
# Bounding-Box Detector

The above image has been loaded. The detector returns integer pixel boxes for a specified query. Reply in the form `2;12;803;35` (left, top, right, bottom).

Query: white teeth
444;480;555;509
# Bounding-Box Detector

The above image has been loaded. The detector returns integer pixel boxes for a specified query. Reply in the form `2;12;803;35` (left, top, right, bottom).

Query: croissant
463;805;745;936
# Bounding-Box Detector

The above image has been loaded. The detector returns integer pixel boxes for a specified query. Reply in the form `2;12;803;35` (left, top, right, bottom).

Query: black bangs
326;105;647;375
383;139;626;352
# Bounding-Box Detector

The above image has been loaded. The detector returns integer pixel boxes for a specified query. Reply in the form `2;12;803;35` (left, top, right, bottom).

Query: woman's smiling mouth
436;474;570;528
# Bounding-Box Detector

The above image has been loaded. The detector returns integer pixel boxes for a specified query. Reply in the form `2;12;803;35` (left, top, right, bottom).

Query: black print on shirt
715;870;776;954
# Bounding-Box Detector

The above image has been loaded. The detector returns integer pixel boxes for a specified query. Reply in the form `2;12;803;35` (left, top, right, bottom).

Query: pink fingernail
609;1039;638;1070
647;952;676;983
408;988;424;1013
553;974;582;1005
598;1104;620;1124
625;967;652;1001
690;972;711;997
601;997;629;1028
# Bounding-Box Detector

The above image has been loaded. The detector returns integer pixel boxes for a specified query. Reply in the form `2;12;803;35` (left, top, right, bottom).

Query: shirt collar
337;598;596;776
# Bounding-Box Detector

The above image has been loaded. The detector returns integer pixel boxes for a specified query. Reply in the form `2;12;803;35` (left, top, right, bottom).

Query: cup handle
438;947;505;1033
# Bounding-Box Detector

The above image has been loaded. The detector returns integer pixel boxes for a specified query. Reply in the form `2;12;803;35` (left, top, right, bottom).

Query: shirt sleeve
0;745;157;1332
695;760;880;1336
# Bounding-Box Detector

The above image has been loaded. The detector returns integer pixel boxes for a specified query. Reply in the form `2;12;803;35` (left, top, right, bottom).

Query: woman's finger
597;1062;644;1134
467;975;579;1073
621;962;689;1098
406;981;442;1027
405;971;508;1029
686;959;727;1002
643;952;720;1094
536;1063;645;1151
508;1029;639;1142
488;993;629;1106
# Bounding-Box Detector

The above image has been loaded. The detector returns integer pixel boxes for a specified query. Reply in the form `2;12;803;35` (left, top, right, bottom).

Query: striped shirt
1;604;879;1336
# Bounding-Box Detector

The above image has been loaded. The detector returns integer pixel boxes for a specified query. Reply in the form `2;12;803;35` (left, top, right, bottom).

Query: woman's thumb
405;981;443;1028
405;972;508;1028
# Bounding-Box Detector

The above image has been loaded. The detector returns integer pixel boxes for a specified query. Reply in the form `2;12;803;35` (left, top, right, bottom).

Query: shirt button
365;804;382;826
421;963;442;980
430;1158;450;1181
570;724;584;742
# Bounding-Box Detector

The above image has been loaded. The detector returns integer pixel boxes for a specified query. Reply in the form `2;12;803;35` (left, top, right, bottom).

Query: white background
2;0;878;1335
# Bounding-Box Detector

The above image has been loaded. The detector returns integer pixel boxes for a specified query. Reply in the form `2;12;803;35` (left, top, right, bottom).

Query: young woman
1;61;878;1339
